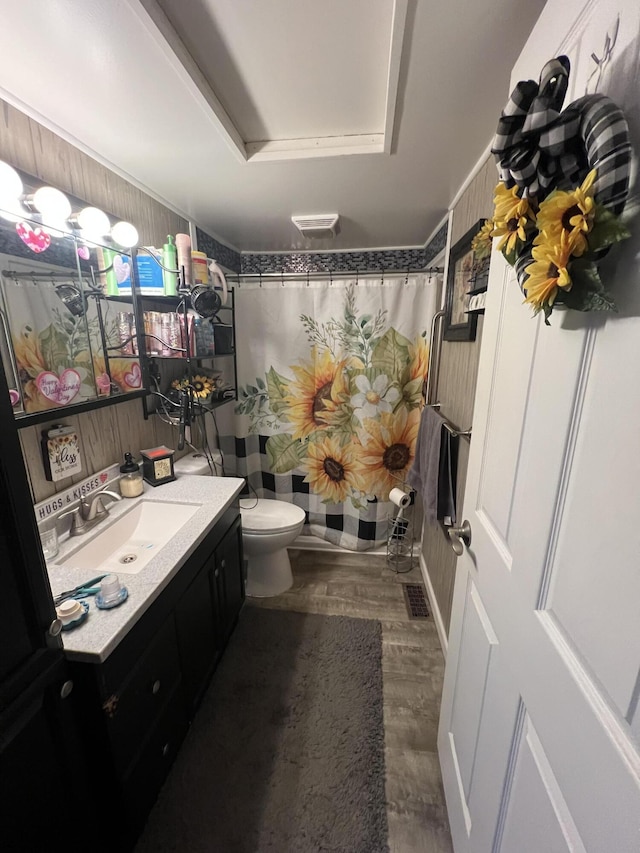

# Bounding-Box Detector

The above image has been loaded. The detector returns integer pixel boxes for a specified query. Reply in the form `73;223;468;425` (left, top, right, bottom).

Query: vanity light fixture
0;159;140;248
32;186;73;233
111;220;139;249
77;206;111;242
0;161;26;223
0;161;24;202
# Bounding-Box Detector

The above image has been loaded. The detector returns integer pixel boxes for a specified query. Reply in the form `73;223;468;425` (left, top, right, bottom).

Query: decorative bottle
163;235;178;296
119;452;144;498
175;233;192;288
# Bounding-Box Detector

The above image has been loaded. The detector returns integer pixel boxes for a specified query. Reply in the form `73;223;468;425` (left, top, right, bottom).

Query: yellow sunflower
359;408;420;501
534;169;596;257
284;347;349;440
303;435;368;503
524;230;574;313
491;184;535;255
471;219;494;260
191;374;214;399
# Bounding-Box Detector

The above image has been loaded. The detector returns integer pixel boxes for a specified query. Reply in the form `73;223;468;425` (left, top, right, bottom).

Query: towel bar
426;403;472;439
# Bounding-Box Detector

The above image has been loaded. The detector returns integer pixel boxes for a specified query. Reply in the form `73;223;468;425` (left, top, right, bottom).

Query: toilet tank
173;452;221;477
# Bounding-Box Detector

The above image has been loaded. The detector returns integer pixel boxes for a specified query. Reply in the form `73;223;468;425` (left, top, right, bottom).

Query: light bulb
33;186;72;222
0;161;23;202
0;197;27;224
111;221;139;248
77;206;111;240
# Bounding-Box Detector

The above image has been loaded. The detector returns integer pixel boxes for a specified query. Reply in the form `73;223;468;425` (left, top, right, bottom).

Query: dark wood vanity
67;507;244;850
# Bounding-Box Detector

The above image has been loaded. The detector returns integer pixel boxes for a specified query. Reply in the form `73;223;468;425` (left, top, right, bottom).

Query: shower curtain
218;274;438;550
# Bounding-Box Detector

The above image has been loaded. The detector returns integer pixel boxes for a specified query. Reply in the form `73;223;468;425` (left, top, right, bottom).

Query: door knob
448;520;471;556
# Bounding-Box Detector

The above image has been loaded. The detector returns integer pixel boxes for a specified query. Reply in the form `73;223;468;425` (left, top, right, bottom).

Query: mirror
0;217;145;424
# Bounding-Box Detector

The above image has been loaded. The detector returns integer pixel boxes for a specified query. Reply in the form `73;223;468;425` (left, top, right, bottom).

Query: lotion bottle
163;235;178;296
175;233;192;289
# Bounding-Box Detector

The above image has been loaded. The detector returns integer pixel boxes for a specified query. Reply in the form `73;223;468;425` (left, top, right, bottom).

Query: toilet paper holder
387;485;415;574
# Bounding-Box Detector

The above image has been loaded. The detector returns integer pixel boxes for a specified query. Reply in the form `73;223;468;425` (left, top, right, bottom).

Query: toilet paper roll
389;487;411;509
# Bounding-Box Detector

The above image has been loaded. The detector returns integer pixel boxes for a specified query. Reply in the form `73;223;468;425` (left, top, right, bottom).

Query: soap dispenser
119;452;144;498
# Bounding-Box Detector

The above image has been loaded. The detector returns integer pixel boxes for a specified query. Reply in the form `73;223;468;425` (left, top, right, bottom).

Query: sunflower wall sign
236;285;427;506
489;55;632;323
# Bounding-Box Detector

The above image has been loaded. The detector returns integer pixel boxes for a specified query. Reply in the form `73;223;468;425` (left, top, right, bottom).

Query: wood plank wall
421;156;496;636
0;98;192;503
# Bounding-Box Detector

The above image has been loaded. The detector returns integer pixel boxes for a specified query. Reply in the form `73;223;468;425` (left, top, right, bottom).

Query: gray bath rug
136;607;389;853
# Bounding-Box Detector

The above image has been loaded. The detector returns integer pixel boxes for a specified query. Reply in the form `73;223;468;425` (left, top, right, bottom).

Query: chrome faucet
80;489;122;521
60;488;122;537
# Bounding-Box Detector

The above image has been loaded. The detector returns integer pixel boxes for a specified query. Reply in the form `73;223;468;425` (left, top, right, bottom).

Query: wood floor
252;549;454;853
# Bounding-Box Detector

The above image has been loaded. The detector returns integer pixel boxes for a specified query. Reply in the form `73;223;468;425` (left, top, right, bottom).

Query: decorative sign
124;362;142;389
34;464;118;521
36;368;82;406
41;425;82;482
16;221;51;254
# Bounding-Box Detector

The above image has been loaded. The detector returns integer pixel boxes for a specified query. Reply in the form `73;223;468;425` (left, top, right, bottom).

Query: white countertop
46;475;245;663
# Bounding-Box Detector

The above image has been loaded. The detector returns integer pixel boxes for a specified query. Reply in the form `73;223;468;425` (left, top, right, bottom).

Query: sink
58;500;200;575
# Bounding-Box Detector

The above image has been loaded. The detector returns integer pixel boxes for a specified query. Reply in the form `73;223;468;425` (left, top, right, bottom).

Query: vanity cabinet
68;506;244;850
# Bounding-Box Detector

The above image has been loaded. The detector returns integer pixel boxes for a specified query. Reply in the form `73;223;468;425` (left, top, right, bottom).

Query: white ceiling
0;0;546;253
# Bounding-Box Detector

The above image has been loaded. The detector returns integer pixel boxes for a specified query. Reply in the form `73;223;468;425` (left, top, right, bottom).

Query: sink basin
58;500;200;575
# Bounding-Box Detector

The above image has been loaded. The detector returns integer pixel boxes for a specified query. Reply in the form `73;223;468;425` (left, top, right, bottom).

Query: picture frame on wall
443;218;486;342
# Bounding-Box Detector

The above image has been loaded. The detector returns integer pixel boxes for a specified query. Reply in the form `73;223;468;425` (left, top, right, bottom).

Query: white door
438;1;640;850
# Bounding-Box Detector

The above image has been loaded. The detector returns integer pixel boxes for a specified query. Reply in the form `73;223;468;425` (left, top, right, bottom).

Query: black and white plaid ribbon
492;55;631;213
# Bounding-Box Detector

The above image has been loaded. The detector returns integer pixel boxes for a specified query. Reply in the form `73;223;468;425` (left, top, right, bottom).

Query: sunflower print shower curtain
222;274;438;550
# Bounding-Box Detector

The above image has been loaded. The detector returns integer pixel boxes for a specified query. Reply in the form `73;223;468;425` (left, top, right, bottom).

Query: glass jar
119;451;144;498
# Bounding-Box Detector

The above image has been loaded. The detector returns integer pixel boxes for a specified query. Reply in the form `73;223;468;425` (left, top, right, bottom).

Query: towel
437;425;459;526
407;406;445;524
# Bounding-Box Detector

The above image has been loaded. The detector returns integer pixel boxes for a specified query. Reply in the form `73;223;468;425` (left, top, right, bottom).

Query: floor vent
402;584;430;620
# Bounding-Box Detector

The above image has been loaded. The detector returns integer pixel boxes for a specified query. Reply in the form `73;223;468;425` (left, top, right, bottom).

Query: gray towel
407;406;445;524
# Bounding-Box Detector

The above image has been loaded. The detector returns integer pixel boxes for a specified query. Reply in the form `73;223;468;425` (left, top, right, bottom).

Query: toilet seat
240;498;306;535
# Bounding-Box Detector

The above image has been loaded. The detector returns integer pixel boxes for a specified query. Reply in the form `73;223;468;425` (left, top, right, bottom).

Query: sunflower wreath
490;55;632;323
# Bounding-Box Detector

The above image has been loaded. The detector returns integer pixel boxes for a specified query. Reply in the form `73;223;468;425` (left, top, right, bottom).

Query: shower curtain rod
232;267;443;282
2;270;90;280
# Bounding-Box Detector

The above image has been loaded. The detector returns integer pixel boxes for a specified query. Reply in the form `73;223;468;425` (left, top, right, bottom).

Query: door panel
439;1;640;849
450;579;498;803
476;266;538;546
498;714;586;853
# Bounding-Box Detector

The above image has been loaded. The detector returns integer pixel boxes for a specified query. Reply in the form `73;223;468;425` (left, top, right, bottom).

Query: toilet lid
240;498;306;533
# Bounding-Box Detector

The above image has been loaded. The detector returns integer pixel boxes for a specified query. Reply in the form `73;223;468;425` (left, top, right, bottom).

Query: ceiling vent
291;213;340;239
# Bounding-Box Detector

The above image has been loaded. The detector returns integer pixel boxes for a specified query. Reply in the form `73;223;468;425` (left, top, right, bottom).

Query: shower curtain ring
405;265;410;286
381;269;385;285
259;272;262;288
281;269;285;286
355;269;359;285
306;270;310;287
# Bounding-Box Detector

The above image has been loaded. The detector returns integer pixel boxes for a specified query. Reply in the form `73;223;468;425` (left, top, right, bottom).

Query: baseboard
420;552;448;658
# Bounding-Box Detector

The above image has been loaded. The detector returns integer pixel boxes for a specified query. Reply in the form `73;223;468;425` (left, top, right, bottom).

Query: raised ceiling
0;0;546;252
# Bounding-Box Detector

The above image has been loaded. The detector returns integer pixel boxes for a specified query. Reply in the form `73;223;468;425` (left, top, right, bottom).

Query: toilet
239;498;306;597
173;453;306;597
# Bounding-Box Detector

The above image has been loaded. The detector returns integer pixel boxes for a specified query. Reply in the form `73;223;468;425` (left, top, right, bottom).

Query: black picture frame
443;218;486;342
